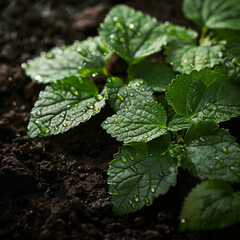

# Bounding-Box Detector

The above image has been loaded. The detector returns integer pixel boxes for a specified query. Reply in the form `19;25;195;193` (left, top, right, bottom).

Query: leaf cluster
23;0;240;232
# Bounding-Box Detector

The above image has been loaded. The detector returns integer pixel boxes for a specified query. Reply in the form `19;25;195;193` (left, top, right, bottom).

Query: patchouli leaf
167;68;240;121
28;76;107;138
23;37;111;83
183;0;240;30
128;60;175;92
180;180;240;231
165;41;224;74
182;121;240;183
99;5;167;65
108;140;178;215
106;77;154;112
102;100;167;143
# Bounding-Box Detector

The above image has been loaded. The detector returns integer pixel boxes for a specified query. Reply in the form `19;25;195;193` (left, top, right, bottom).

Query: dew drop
204;59;208;63
183;59;188;63
131;165;137;172
35;75;42;82
181;219;186;224
96;94;103;101
81;108;86;112
117;94;124;101
150;187;155;193
21;63;28;69
46;52;54;59
230;166;234;170
134;195;139;202
128;199;133;205
222;146;228;153
128;23;134;29
130;156;134;161
36;111;41;116
87;104;94;109
104;121;108;125
110;34;115;39
113;16;118;22
218;52;223;58
146;179;150;183
137;32;142;37
63;123;67;127
41;127;50;134
94;107;99;111
144;198;150;204
121;157;127;163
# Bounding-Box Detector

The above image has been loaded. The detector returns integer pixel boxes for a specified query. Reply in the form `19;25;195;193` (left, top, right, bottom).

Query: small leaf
167;68;240;121
165;41;224;74
167;116;193;131
28;76;107;138
106;77;154;112
162;21;198;43
23;37;111;83
182;121;240;184
128;60;175;92
183;0;240;30
99;5;167;65
108;140;178;215
180;180;240;231
102;100;167;143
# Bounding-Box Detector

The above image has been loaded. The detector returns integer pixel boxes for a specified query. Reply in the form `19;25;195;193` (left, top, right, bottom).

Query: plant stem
200;26;208;45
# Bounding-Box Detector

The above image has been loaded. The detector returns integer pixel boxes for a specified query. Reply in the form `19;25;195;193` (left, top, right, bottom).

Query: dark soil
0;0;239;239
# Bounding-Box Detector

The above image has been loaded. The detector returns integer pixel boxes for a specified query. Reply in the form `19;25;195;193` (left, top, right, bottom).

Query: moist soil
0;0;239;239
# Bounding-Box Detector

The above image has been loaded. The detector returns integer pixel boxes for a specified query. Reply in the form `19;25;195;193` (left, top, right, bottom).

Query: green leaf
108;141;178;215
99;5;167;65
165;41;224;74
23;37;111;83
162;21;198;43
128;60;175;92
182;121;240;183
28;76;107;138
167;116;193;132
183;0;240;30
180;180;240;231
167;68;240;121
106;77;154;112
102;100;167;143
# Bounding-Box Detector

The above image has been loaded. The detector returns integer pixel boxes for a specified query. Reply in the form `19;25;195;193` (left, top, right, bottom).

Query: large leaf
165;40;224;74
182;121;240;183
167;68;240;121
28;76;107;138
108;140;178;215
23;37;111;83
101;100;167;143
183;0;240;30
180;180;240;231
99;5;167;65
106;77;154;112
128;60;175;92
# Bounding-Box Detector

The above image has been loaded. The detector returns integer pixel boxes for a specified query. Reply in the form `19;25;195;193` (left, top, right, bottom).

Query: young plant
22;0;240;232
